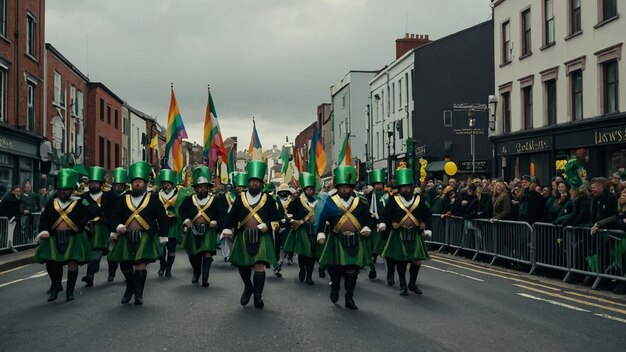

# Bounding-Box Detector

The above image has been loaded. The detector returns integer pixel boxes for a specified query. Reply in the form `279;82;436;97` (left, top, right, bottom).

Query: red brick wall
294;122;316;171
85;84;123;169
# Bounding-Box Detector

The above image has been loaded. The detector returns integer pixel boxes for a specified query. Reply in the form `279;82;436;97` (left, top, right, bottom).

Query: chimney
395;33;432;59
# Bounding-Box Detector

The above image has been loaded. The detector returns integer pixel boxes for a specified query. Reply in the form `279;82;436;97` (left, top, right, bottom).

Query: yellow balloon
444;161;457;176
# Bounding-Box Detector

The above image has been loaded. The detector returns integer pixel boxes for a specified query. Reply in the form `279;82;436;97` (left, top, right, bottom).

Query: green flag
280;146;289;175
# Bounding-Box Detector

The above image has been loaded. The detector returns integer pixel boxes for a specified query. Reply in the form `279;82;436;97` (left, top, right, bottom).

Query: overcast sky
46;0;492;152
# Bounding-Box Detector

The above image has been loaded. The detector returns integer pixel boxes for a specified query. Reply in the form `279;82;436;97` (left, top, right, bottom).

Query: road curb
0;248;35;272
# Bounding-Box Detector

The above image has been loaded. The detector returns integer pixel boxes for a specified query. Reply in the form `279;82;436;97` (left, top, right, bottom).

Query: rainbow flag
248;119;263;160
337;132;351;166
164;87;188;173
308;126;326;177
203;88;227;170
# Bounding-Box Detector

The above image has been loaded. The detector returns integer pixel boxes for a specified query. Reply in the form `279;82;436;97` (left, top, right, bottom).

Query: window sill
0;34;10;44
540;42;555;51
499;60;512;68
594;15;620;29
564;31;583;41
25;52;38;63
519;52;532;60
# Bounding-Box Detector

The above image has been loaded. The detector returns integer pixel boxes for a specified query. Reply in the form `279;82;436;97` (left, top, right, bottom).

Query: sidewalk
0;248;35;272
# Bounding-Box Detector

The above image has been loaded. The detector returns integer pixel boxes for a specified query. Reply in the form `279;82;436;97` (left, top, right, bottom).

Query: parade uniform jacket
380;194;432;262
81;190;116;252
366;190;390;255
283;194;323;258
158;188;183;239
179;193;227;255
33;197;94;264
224;191;281;266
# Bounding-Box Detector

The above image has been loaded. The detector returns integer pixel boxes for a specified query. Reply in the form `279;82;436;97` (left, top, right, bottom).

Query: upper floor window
502;20;511;63
26;13;36;57
544;0;555;46
27;82;35;131
99;98;104;121
54;72;62;105
570;0;582;34
603;59;619;113
522;86;533;129
0;0;7;37
502;92;511;133
443;110;452;127
0;66;7;122
570;69;583;121
75;90;83;118
601;0;617;22
545;79;557;126
107;105;111;124
521;9;532;56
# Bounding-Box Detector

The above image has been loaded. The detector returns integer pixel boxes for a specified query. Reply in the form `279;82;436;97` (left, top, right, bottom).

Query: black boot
134;269;147;305
46;262;62;302
253;271;266;309
190;255;201;283
238;266;254;306
344;271;358;310
305;257;315;286
82;273;94;287
297;256;306;282
397;262;408;296
386;257;396;286
368;261;377;280
158;255;166;277
107;260;118;282
408;263;422;295
121;270;135;304
319;266;326;278
165;255;175;277
201;256;213;287
66;269;78;301
328;267;341;304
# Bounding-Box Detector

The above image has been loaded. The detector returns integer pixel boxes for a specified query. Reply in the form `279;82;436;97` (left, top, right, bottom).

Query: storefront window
0;152;13;198
19;157;33;188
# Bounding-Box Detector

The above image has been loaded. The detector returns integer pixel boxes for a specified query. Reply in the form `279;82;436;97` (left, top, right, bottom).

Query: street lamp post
386;122;394;184
468;112;476;175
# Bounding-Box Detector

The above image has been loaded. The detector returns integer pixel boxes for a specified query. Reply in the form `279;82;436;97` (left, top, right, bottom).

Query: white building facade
492;0;625;182
126;105;148;164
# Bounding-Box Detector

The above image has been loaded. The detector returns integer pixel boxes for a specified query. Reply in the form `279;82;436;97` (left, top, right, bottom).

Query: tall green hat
334;166;357;186
88;166;106;183
299;172;316;189
395;168;414;187
73;164;89;178
368;169;386;185
263;182;276;194
563;159;583;189
159;169;176;185
57;168;79;189
246;160;267;182
234;172;249;187
192;166;211;186
129;161;151;181
112;167;128;184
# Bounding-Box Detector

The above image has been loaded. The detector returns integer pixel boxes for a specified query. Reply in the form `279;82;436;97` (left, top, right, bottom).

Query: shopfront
0;126;42;198
496;135;553;184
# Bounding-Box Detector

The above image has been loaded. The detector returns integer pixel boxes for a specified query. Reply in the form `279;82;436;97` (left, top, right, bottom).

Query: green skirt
319;232;372;268
33;231;95;264
182;226;219;255
166;220;183;241
108;231;164;263
89;221;110;253
381;228;430;262
229;230;277;267
283;226;324;259
371;230;387;255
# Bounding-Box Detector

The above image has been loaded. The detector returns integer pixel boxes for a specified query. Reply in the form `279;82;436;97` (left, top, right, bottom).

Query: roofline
125;104;154;121
88;82;125;104
412;20;493;54
45;43;89;82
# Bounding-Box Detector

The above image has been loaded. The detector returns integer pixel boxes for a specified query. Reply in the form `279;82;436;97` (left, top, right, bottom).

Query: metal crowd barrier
530;222;568;276
429;214;448;251
13;212;40;248
446;216;479;258
0;216;9;251
471;219;499;263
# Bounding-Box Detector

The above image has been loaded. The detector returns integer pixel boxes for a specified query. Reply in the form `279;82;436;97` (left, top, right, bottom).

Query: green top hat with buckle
234;172;248;187
112;167;127;184
368;169;385;185
246;160;267;182
299;172;316;189
57;168;79;190
129;161;151;181
395;168;414;187
88;166;106;183
334;166;357;186
159;169;176;185
192;166;211;186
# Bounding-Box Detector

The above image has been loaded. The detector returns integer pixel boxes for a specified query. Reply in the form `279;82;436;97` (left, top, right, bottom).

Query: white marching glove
210;220;218;228
424;229;432;239
183;219;191;228
35;231;50;242
116;224;127;233
377;223;386;232
221;229;233;238
109;232;118;240
360;226;372;237
257;223;268;232
159;236;169;244
317;232;326;244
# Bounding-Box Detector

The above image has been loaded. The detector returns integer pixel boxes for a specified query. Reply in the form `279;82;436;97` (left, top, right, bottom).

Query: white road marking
516;293;590;312
0;270;48;288
593;313;626;324
0;265;30;275
422;264;484;282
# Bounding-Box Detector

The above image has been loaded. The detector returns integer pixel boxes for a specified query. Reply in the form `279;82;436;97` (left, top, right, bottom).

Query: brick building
86;82;124;170
0;0;46;192
294;122;316;172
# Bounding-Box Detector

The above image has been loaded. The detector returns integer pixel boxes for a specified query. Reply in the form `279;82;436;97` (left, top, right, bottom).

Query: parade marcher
381;168;432;296
272;183;294;278
156;169;182;277
365;169;390;283
283;172;322;285
108;161;171;305
315;166;373;310
106;167;128;282
221;160;280;309
33;168;94;302
180;166;226;287
220;172;248;262
81;166;116;287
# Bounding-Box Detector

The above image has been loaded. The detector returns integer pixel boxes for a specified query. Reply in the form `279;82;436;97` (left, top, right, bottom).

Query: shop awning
425;161;446;172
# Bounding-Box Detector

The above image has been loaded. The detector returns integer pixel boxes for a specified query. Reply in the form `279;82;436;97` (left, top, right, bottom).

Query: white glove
159;236;169;244
257;223;268;233
210;220;218;228
360;226;372;237
317;232;326;244
377;223;386;232
116;224;127;233
424;229;432;239
183;219;191;228
35;231;50;242
221;229;233;238
109;232;118;240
